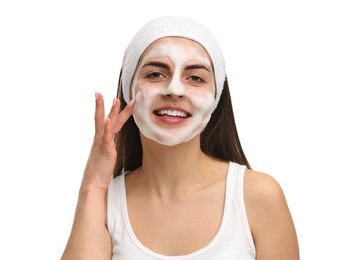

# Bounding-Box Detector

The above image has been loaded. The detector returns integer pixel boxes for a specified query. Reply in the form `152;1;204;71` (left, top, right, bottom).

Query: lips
155;109;188;118
153;107;191;118
152;107;191;125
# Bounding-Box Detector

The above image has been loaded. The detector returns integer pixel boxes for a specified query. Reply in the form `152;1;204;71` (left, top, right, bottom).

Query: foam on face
131;38;215;146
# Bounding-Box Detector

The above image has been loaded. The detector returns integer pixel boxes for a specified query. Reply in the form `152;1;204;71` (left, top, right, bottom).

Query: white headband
121;16;226;110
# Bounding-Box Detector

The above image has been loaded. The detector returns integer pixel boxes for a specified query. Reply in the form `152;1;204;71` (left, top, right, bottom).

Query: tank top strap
225;162;241;201
229;162;256;255
107;173;127;238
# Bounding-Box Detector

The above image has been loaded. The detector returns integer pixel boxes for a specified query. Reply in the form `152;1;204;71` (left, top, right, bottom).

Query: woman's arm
61;93;134;260
244;169;299;260
61;186;111;259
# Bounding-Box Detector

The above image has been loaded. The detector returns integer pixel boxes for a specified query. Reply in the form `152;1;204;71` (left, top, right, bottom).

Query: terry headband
121;16;226;110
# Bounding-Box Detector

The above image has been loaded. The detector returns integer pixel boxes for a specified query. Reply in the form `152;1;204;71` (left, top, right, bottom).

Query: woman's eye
188;75;204;84
146;71;164;79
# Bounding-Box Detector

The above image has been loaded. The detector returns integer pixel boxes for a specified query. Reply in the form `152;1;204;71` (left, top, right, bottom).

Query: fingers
116;99;135;132
94;92;105;138
107;97;121;124
109;98;135;133
94;92;135;142
102;117;115;150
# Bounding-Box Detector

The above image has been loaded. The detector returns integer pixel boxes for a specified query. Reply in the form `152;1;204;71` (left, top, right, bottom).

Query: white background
0;0;355;259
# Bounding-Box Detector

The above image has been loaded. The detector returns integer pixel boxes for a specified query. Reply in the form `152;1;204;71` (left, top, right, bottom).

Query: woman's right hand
81;92;135;193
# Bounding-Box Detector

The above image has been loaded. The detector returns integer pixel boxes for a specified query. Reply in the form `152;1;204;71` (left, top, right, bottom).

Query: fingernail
95;92;99;100
113;98;117;106
128;99;135;107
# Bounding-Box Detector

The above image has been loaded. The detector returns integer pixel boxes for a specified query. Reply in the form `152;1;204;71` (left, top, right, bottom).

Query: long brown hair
113;71;251;177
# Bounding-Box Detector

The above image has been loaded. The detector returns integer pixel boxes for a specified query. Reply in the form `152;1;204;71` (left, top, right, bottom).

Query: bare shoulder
244;169;299;260
244;169;285;206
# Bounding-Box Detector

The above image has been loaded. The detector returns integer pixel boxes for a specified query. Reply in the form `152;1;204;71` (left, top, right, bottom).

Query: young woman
62;16;299;260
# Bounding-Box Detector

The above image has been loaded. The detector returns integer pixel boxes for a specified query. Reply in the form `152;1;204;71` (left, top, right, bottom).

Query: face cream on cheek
183;90;215;139
132;84;215;146
132;85;162;141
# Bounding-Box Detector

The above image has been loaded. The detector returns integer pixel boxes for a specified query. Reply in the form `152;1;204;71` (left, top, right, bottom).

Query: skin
61;37;299;260
244;170;300;259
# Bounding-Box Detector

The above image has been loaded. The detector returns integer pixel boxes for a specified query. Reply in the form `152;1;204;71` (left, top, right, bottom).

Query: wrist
74;179;108;230
79;181;108;199
80;176;110;194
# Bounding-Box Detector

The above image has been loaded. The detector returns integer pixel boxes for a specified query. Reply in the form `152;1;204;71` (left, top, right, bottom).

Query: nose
161;74;186;98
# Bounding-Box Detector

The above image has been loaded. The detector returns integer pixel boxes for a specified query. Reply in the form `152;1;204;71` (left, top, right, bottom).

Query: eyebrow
142;61;170;70
185;64;211;72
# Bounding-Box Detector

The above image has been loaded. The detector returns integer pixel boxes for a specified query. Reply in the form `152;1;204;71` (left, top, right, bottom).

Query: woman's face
131;37;215;146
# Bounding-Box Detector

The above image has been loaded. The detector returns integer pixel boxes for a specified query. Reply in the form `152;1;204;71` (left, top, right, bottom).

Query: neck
137;134;212;200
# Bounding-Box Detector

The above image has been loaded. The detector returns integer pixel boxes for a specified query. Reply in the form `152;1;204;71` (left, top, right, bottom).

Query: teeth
157;110;188;118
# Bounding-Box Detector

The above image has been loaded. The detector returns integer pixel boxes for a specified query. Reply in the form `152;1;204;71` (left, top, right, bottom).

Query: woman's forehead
140;37;212;66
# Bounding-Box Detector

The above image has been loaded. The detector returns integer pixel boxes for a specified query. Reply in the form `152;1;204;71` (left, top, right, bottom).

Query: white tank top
107;162;256;259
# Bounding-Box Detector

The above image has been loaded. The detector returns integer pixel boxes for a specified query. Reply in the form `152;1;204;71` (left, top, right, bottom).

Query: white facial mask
131;40;215;146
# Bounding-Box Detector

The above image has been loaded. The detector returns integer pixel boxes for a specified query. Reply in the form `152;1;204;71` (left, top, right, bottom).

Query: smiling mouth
154;109;190;118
